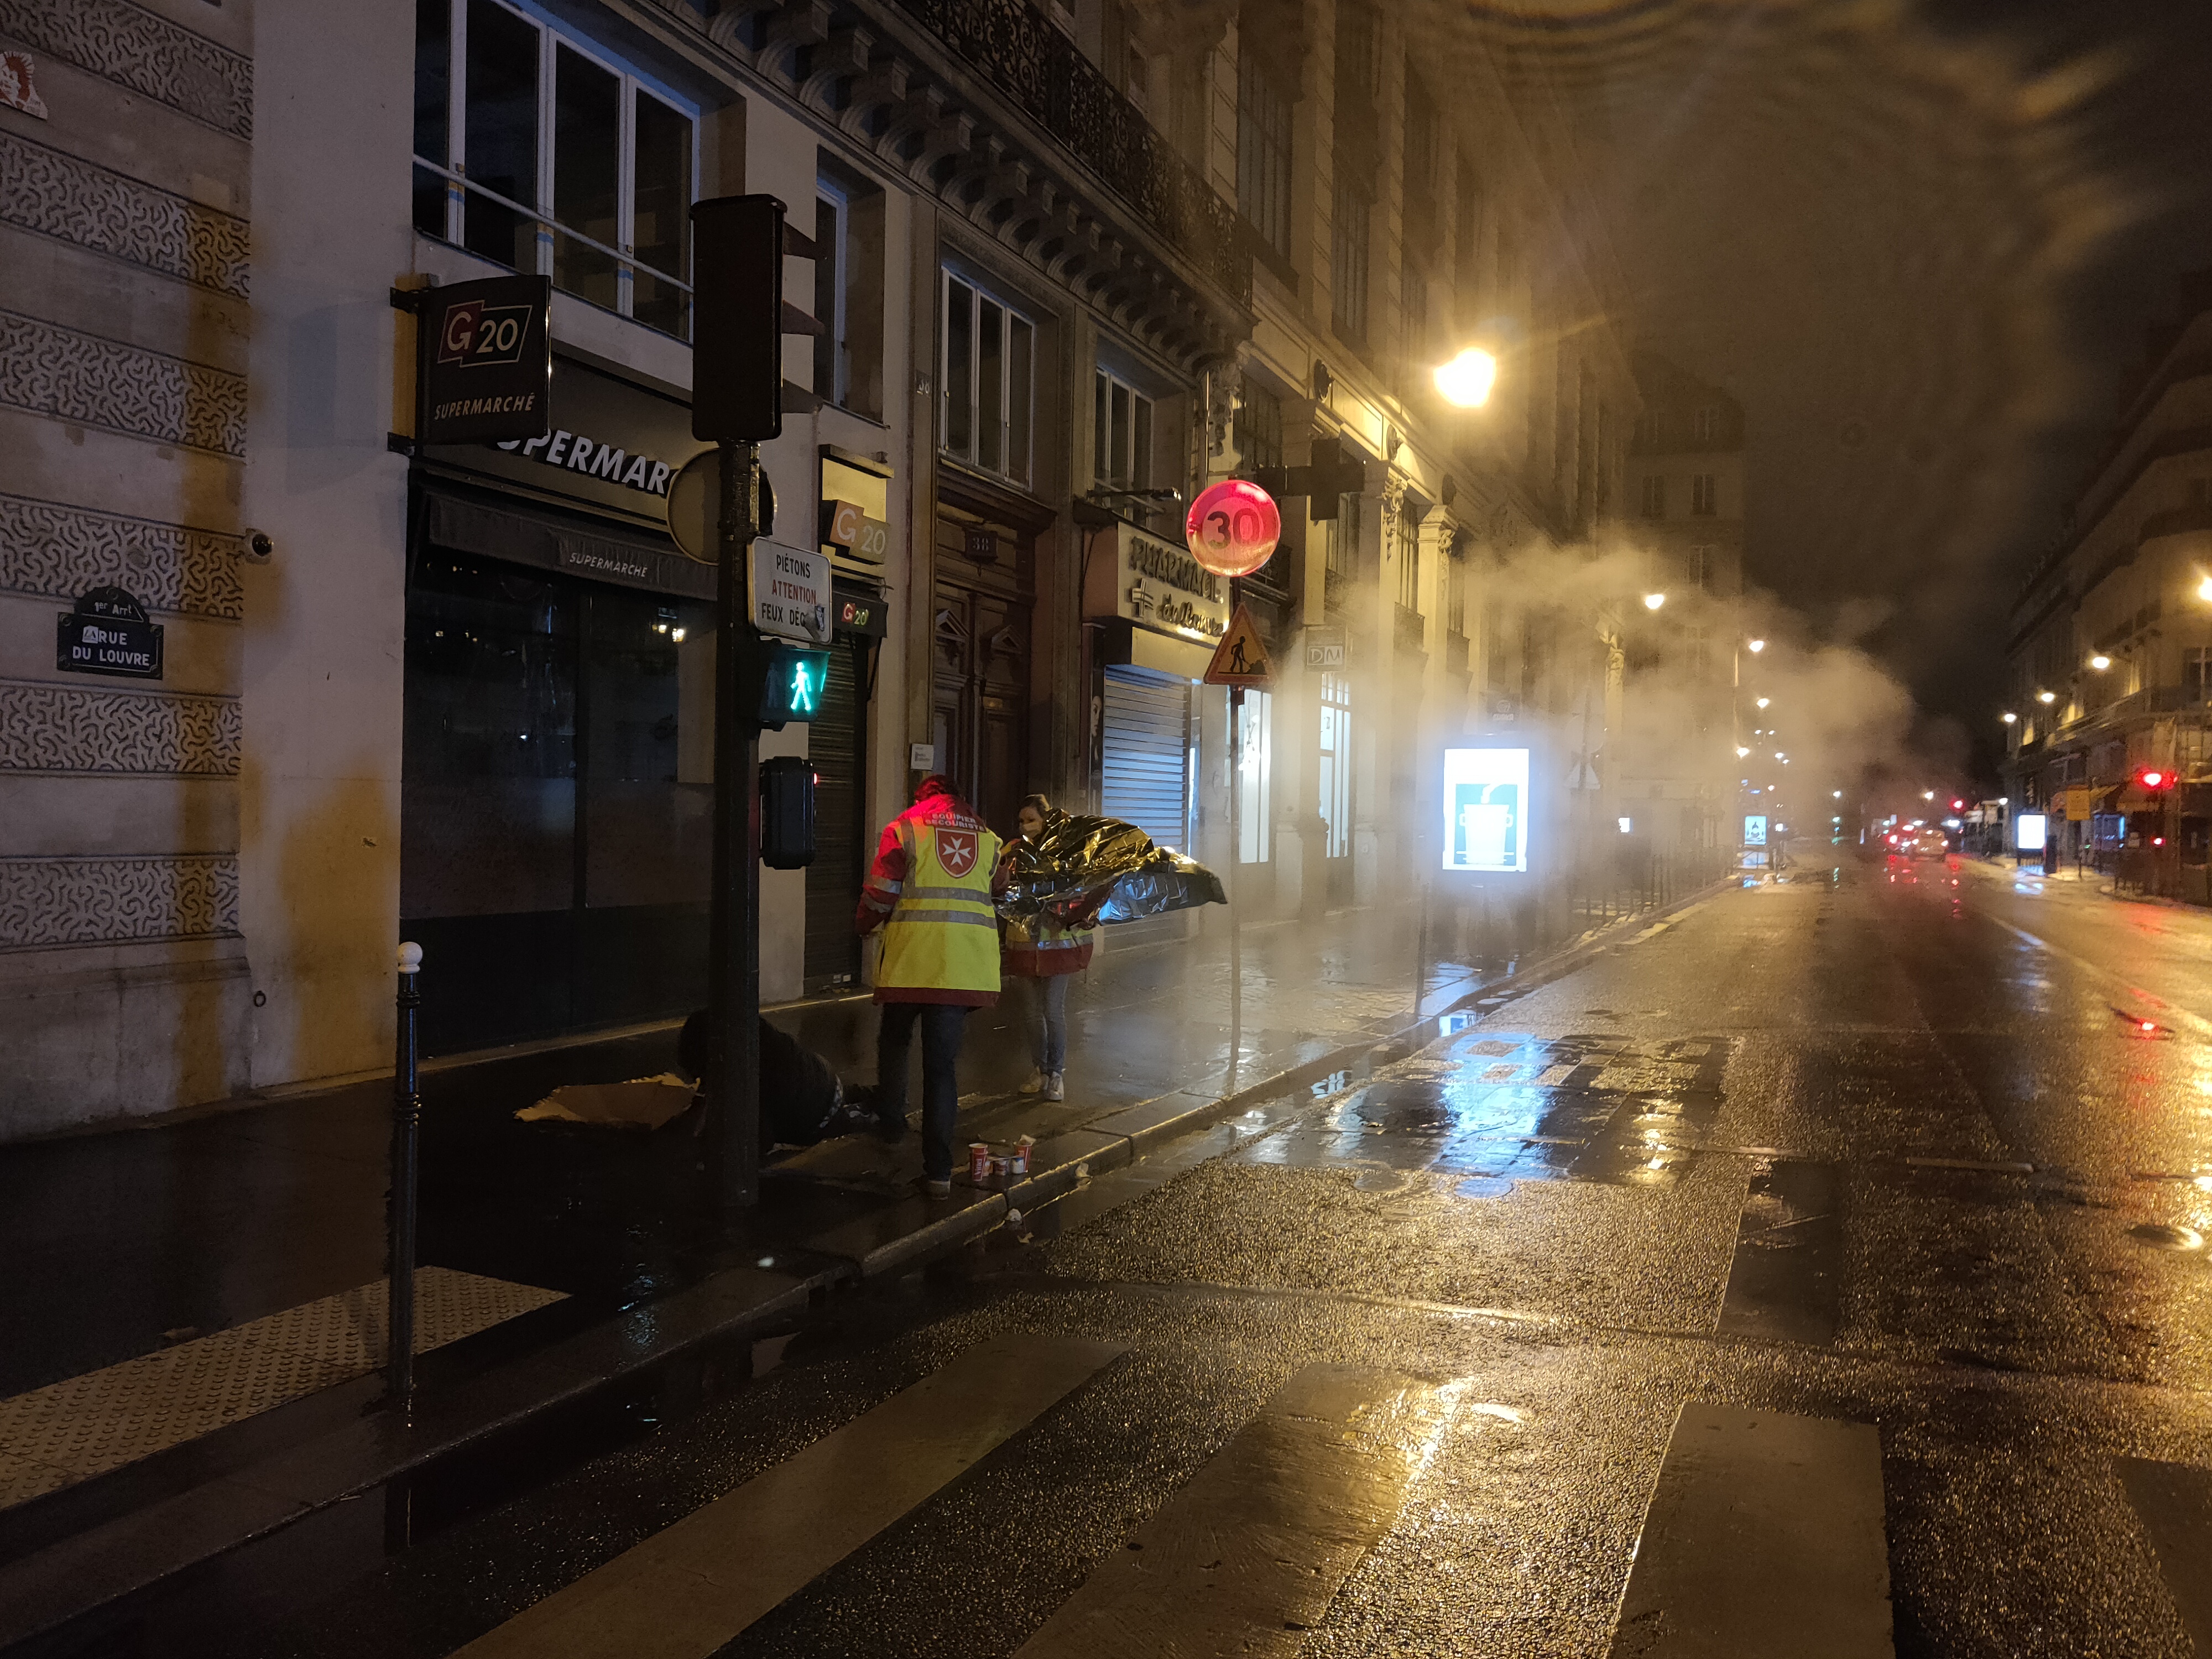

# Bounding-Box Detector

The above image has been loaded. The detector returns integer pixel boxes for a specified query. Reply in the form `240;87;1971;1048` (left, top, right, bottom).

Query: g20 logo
436;300;534;367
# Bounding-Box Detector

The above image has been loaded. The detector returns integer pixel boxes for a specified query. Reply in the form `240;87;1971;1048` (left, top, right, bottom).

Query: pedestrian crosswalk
437;1335;1913;1659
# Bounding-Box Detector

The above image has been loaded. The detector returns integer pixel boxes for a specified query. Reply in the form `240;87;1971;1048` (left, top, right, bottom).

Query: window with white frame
942;273;1035;484
1395;508;1420;611
1093;368;1154;494
1640;474;1665;518
1237;51;1293;262
1692;405;1719;441
1446;543;1467;636
1318;672;1352;859
413;0;696;338
1691;473;1718;515
1689;544;1715;591
1237;690;1271;864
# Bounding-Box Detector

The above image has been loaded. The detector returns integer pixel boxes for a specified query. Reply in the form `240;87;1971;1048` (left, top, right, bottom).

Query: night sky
1454;0;2212;782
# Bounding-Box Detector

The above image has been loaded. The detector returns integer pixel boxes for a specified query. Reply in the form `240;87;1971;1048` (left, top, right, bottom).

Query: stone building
1619;350;1745;844
0;0;1643;1136
2004;269;2212;873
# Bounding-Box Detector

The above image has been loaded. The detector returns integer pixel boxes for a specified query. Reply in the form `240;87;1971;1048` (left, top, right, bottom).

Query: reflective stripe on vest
877;816;1002;994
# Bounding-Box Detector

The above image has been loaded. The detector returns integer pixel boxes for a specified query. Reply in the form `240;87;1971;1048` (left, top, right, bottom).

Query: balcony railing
894;0;1251;307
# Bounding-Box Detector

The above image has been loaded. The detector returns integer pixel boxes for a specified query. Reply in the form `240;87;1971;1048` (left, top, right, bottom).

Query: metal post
388;941;422;1418
709;439;764;1215
1226;685;1243;1097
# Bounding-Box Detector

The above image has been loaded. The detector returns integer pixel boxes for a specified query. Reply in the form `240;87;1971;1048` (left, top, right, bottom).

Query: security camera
242;528;274;564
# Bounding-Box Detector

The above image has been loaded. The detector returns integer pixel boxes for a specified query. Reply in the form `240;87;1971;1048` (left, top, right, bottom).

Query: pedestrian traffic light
758;643;831;730
760;755;816;869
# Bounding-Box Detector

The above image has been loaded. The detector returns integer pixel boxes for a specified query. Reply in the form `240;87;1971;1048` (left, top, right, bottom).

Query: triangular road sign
1203;603;1274;688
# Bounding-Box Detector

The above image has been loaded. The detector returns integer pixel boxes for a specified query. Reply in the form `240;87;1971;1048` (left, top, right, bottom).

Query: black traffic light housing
760;755;817;869
691;195;787;444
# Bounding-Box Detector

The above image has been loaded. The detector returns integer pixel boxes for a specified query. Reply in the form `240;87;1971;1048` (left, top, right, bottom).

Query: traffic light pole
709;439;764;1216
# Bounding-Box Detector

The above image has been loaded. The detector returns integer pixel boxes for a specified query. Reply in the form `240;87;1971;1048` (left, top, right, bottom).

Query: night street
138;858;2211;1657
12;0;2212;1652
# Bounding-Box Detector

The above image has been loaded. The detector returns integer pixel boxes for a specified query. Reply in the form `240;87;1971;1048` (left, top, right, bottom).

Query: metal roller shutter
1103;665;1192;852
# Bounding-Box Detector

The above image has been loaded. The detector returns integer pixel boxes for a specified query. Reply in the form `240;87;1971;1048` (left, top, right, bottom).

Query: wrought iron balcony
893;0;1250;306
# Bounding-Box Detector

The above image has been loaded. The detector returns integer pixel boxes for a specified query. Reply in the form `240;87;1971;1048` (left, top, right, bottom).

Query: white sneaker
1045;1072;1065;1102
1019;1068;1045;1095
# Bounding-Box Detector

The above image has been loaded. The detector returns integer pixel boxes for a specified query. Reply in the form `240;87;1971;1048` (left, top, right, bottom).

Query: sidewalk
0;889;1707;1650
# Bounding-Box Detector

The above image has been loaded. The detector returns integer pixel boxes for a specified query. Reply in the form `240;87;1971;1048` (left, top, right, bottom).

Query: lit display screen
1440;748;1530;874
2015;812;2047;852
1744;815;1768;846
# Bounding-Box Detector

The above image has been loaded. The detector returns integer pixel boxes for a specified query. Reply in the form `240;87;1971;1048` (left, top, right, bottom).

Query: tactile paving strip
0;1267;564;1507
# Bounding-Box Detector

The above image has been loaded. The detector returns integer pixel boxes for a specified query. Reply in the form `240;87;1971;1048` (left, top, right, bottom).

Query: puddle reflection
1243;1032;1729;1195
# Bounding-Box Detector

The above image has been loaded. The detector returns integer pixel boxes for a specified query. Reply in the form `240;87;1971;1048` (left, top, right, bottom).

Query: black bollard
388;941;423;1418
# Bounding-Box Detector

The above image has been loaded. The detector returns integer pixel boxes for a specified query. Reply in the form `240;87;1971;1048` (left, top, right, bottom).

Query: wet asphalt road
235;854;2212;1658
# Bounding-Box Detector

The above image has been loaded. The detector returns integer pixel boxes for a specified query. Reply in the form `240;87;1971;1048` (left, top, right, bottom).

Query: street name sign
56;586;161;679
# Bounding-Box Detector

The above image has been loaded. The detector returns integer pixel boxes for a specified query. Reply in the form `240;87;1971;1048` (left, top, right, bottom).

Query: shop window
1237;50;1293;262
1691;473;1718;515
815;156;886;418
1237;689;1272;864
943;273;1035;486
1094;368;1155;494
413;0;697;338
1318;672;1352;859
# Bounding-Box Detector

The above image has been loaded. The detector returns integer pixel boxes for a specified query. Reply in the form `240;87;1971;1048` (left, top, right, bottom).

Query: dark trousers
876;1001;970;1180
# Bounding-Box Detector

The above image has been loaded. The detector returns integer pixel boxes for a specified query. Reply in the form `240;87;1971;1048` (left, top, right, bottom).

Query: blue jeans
876;1002;969;1181
1020;973;1068;1072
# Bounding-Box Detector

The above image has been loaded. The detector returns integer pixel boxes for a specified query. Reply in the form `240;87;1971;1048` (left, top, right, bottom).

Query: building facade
1;0;1650;1136
2004;270;2212;875
1620;351;1744;847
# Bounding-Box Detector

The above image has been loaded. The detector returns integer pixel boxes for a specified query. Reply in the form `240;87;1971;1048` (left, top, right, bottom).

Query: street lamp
1922;790;1935;801
1643;591;1666;611
1755;696;1770;709
2199;573;2212;604
1433;347;1498;408
1736;745;1751;758
2037;690;2056;704
2001;711;2017;724
2090;654;2111;671
1747;638;1766;653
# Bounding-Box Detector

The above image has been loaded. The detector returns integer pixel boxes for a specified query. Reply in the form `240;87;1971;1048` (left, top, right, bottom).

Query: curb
0;875;1729;1653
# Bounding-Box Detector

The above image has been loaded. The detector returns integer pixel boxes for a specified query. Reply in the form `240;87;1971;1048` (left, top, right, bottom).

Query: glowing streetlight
2199;573;2212;604
1433;347;1498;408
1833;790;1842;799
1736;746;1750;758
1747;638;1766;653
2037;689;2056;704
1643;592;1666;611
1755;696;1770;709
2090;654;2111;671
1922;790;1935;801
2001;711;2017;723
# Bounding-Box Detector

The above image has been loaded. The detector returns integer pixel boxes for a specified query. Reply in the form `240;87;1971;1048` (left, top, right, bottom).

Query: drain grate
0;1267;564;1508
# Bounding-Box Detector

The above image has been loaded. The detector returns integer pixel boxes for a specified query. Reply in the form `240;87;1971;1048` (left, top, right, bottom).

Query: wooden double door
932;503;1034;840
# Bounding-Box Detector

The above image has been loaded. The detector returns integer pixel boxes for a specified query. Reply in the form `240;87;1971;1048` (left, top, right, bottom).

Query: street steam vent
4;0;2211;1653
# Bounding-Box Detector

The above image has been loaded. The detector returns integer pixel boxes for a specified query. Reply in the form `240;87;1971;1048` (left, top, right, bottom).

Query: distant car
1908;828;1949;859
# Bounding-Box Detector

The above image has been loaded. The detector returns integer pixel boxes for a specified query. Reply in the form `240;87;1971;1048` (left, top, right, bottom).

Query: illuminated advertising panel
1441;748;1530;874
1743;814;1768;846
2015;812;2048;852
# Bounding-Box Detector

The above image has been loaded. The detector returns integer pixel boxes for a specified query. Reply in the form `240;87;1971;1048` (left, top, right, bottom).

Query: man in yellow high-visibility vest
855;775;1009;1196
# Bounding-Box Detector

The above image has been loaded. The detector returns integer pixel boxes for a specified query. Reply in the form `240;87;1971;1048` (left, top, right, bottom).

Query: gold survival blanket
997;810;1227;927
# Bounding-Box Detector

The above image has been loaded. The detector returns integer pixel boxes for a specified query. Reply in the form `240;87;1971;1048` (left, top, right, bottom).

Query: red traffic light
1951;799;1964;811
2140;769;2171;790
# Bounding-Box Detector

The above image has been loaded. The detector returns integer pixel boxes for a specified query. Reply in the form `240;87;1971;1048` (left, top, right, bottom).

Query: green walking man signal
759;644;831;730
